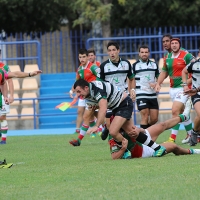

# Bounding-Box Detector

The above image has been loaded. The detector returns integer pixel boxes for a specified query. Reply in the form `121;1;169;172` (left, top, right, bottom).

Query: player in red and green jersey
75;61;101;82
0;62;42;144
69;49;102;146
0;62;13;144
87;48;101;67
109;114;200;159
155;38;196;144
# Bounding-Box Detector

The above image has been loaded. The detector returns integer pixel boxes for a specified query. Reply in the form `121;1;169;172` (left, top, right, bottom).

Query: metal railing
0;40;41;70
9;93;173;129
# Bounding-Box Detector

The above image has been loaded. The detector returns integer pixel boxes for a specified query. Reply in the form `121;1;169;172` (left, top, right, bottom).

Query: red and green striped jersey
109;133;143;158
162;50;193;88
0;62;10;85
76;61;101;82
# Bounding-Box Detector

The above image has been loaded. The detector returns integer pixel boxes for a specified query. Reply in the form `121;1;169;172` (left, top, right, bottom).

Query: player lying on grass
109;114;200;159
72;79;166;156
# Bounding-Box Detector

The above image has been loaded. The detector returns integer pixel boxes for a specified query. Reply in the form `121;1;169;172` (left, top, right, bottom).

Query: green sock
179;114;185;122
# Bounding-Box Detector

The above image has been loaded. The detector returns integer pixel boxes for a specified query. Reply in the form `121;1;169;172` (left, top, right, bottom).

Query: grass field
1;130;200;200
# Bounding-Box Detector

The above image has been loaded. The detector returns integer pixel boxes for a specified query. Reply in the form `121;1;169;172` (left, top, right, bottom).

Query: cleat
122;149;132;159
153;146;167;157
191;149;200;154
165;137;175;143
182;135;190;144
90;133;96;138
0;159;13;169
101;127;109;141
190;130;198;146
0;159;7;165
0;141;6;145
69;139;81;146
73;129;80;134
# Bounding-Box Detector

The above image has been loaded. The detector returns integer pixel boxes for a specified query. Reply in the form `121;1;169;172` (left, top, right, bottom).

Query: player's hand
184;89;197;96
149;82;156;90
9;95;14;104
182;85;189;92
30;70;42;76
121;137;128;150
69;90;74;98
155;83;161;93
4;97;9;105
130;89;136;102
127;126;139;138
86;126;98;135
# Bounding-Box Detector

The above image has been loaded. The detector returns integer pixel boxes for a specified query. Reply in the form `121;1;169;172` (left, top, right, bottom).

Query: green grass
1;130;200;200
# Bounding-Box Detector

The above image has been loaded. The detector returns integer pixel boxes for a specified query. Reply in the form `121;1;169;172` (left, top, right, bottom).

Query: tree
0;0;69;34
0;0;70;69
110;0;200;30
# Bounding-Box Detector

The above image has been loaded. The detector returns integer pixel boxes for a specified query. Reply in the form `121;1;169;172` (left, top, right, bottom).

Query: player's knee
150;118;158;125
1;120;8;129
109;127;118;137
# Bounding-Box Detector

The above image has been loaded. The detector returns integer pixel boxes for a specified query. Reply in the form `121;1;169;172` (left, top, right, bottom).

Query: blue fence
9;92;172;129
1;25;200;73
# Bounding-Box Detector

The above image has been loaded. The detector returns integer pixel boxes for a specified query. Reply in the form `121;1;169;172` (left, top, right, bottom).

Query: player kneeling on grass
109;114;200;159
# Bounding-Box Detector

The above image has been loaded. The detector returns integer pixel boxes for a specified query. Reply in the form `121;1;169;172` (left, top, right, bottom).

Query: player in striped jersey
73;79;167;157
156;38;195;143
99;41;135;140
182;59;200;146
132;45;160;129
109;114;200;159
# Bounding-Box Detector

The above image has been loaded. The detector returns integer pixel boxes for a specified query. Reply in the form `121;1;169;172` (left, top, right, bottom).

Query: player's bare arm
86;98;107;134
128;78;136;101
111;138;128;160
7;70;42;78
155;71;168;92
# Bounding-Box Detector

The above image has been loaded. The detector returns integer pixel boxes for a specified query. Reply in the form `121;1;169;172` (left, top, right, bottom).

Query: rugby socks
89;120;96;128
1;120;8;143
183;119;192;136
170;123;180;140
78;124;89;142
136;132;161;151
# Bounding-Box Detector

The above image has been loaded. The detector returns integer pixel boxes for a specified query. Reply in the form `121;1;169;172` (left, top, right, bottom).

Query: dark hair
162;34;173;40
73;79;89;90
87;48;96;55
78;48;88;56
107;41;119;50
138;45;149;52
171;38;181;46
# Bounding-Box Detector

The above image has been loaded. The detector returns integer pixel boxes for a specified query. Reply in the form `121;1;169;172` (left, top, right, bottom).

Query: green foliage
0;0;200;34
0;0;69;34
111;0;200;29
1;132;200;199
72;0;112;27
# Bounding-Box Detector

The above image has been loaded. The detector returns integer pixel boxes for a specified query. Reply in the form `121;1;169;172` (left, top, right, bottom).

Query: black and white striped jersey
186;59;200;91
100;58;134;92
86;81;124;110
132;59;159;99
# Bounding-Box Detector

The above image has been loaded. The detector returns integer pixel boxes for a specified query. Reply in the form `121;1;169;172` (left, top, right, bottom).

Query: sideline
8;128;76;136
